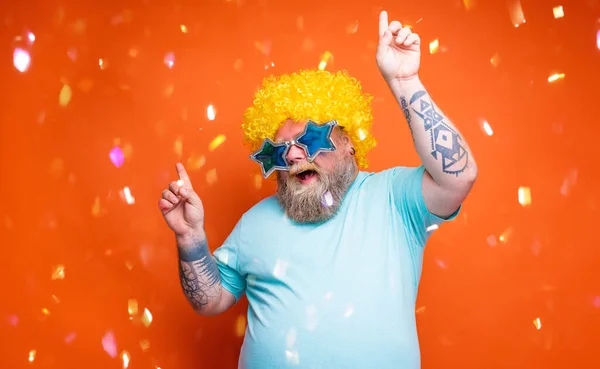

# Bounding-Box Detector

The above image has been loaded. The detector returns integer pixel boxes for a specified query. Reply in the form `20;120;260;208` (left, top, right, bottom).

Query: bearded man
159;10;477;369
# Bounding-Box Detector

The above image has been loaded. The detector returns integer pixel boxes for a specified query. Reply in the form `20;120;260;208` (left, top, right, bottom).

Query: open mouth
295;169;317;182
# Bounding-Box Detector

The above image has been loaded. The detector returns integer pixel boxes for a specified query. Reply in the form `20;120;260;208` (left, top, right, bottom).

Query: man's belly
237;303;421;369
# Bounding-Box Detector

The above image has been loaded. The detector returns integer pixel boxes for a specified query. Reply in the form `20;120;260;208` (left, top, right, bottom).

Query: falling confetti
121;350;131;368
92;196;107;217
208;134;226;152
518;186;531;206
481;120;494;136
346;21;359;34
463;0;476;10
490;53;501;67
59;84;72;107
235;315;246;337
508;0;526;27
120;186;135;205
207;105;216;121
99;58;108;70
429;39;439;54
318;51;333;71
141;308;153;327
28;350;36;362
560;169;578;196
109;146;125;168
206;168;218;184
552;6;564;19
597;30;600;50
139;339;151;351
180;24;188;33
533;317;542;330
51;265;65;280
174;137;184;157
102;331;118;358
548;73;565;83
13;48;31;72
164;52;175;69
128;299;138;316
499;227;513;244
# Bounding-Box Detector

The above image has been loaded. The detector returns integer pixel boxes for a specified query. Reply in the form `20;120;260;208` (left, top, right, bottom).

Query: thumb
179;187;202;206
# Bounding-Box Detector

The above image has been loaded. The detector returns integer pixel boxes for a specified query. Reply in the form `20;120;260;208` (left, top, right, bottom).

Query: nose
286;144;307;165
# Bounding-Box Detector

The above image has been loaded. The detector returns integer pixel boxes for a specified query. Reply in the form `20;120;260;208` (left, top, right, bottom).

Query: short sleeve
390;165;460;246
213;219;247;301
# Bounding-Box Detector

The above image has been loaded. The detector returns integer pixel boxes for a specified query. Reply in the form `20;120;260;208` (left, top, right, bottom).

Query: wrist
176;228;206;247
386;75;422;93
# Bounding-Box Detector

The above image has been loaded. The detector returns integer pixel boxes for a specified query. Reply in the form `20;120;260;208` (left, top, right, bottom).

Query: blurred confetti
109;146;125;168
207;105;217;121
13;48;31;72
51;265;65;280
141;308;153;327
508;0;526;27
59;84;72;107
429;39;439;54
518;186;532;206
208;134;226;152
552;6;564;19
533;317;542;330
318;51;334;71
102;331;117;358
548;73;565;83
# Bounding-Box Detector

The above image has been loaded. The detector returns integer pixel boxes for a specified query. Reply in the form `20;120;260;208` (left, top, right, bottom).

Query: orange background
2;0;600;368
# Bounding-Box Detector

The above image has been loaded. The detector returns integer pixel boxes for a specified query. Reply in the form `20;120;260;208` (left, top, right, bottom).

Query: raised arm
159;163;236;316
376;11;477;218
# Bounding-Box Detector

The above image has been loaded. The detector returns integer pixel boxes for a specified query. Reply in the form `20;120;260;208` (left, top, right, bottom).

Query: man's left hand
376;10;421;83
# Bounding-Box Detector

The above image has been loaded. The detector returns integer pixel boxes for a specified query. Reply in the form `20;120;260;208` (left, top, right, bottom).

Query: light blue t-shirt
213;166;459;369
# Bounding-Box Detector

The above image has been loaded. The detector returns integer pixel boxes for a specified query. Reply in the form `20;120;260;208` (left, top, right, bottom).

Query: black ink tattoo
409;90;469;176
178;239;221;309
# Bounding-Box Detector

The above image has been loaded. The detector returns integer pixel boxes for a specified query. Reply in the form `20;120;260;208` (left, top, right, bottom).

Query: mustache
288;161;320;176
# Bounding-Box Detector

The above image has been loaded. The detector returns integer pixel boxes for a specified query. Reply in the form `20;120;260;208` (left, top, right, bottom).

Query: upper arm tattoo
406;90;469;176
178;239;221;310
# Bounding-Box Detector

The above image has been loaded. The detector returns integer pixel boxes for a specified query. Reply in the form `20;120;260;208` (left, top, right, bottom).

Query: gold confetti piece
187;155;206;170
180;24;188;33
59;84;72;107
207;105;216;121
208;134;226;152
548;73;565;83
233;59;244;72
42;308;50;316
99;58;107;70
174;137;183;158
533;317;542;330
51;295;60;304
28;350;36;362
415;306;426;314
463;0;476;10
518;186;532;206
356;128;367;141
508;0;526;27
254;174;263;190
141;308;153;327
318;51;333;71
552;6;564;19
346;21;359;34
51;265;65;280
163;84;174;97
121;350;131;368
481;120;494;136
206;168;218;184
139;339;150;351
235;315;246;337
92;196;107;217
127;299;138;316
490;53;501;67
121;186;135;205
254;40;271;56
429;39;439;54
499;227;513;244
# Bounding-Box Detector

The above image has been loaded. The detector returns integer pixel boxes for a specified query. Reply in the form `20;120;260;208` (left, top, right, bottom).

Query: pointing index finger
176;162;193;188
379;10;389;37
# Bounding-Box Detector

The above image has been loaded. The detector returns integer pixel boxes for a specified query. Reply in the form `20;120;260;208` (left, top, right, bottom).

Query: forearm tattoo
405;90;469;176
178;239;221;310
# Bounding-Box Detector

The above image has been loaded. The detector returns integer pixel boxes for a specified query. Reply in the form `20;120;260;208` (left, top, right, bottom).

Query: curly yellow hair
241;69;377;169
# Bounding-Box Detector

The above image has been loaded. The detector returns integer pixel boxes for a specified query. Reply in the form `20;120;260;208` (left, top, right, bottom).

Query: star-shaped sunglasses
250;120;339;178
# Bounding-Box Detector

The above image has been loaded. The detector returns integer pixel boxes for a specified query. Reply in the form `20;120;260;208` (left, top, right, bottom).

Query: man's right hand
158;163;205;239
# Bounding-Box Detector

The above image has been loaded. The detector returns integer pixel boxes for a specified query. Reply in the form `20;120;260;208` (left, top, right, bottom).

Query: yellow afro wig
241;69;377;169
